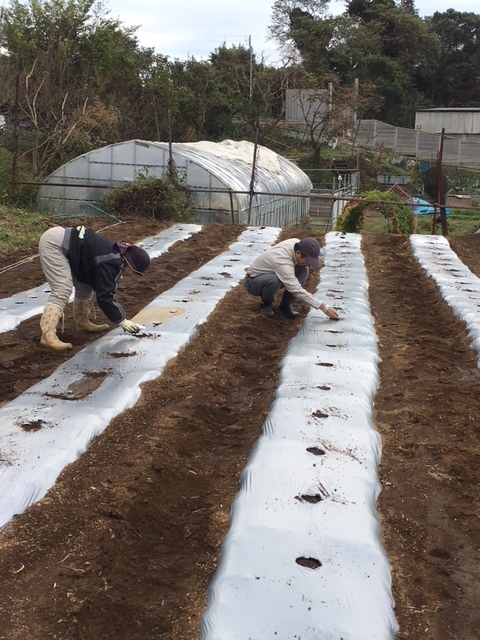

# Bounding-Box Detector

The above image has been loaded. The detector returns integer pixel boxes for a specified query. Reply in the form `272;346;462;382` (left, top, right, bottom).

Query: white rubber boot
74;299;109;332
40;303;73;351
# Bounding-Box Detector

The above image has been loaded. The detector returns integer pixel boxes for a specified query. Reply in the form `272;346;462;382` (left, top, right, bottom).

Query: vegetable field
0;218;479;640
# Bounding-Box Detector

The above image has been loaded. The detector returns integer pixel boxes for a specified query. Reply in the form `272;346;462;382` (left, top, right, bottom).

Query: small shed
415;108;480;139
446;194;472;209
37;139;313;226
285;88;329;124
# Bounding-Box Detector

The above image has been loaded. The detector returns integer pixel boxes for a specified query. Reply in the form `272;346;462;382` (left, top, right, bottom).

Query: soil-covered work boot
40;303;73;351
260;300;274;317
279;291;299;318
74;299;109;332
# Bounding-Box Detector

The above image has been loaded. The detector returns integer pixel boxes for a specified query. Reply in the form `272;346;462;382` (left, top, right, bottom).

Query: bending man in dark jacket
38;225;151;351
244;237;339;320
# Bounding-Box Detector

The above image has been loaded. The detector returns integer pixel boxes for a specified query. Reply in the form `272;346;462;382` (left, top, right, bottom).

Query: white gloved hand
319;303;340;321
120;319;141;334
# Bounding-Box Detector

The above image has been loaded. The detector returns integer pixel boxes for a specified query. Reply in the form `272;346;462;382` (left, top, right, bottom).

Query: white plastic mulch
0;228;400;639
0;226;281;530
410;234;480;366
199;232;398;640
0;223;203;334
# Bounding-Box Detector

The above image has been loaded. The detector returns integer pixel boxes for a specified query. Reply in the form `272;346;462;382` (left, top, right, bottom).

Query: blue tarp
406;197;451;216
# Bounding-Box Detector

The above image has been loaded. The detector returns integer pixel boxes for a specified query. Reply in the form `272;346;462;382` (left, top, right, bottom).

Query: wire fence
13;170;359;230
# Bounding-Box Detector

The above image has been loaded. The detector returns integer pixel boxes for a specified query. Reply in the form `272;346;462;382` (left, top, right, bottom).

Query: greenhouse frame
37;139;313;226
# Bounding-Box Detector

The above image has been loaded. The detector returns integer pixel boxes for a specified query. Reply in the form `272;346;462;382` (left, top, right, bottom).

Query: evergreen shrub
99;174;193;222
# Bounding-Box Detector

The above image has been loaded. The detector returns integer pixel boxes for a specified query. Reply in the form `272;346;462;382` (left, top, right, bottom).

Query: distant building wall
415;109;480;136
285;89;329;124
446;194;473;209
284;88;355;140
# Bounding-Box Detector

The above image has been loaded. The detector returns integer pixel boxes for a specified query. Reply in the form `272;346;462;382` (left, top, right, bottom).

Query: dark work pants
244;266;309;304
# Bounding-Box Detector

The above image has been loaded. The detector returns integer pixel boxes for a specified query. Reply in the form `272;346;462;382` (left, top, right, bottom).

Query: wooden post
229;189;235;224
437;128;448;237
165;79;176;181
247;123;259;225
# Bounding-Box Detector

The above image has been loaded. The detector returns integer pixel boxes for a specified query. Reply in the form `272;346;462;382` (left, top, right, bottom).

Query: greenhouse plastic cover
0;225;281;530
178;139;311;215
0;223;202;334
38;140;312;222
199;232;398;640
410;234;480;365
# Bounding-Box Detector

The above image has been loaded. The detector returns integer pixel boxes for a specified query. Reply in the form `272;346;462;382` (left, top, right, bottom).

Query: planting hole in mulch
306;446;326;456
20;419;46;432
296;557;322;570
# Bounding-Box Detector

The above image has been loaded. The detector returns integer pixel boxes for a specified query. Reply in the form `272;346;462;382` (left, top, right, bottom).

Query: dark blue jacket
63;226;126;324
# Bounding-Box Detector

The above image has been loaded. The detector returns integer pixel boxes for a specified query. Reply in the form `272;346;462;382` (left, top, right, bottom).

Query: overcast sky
112;0;480;63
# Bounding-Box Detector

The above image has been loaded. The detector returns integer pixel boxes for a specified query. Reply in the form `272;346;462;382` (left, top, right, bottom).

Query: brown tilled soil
0;219;480;640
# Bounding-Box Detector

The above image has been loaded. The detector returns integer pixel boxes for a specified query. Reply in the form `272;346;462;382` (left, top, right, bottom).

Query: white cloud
415;0;480;15
329;0;480;16
111;0;278;62
108;0;480;63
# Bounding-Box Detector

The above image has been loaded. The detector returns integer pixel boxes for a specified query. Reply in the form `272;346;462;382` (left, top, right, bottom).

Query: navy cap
124;245;151;275
297;237;321;269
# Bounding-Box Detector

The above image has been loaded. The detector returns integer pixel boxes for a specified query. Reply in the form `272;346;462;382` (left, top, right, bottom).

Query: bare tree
284;77;378;161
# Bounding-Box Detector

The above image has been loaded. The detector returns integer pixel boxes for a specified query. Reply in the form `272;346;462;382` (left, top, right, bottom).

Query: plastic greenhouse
37;139;313;226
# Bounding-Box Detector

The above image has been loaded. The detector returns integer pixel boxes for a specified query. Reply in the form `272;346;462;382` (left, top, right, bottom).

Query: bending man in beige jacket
244;237;339;320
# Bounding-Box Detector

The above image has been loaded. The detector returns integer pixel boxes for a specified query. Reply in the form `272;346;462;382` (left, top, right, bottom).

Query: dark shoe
260;303;274;317
279;292;299;319
280;305;299;319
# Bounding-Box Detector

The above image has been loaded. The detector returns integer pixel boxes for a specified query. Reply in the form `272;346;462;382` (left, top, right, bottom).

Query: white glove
120;319;141;334
319;303;340;321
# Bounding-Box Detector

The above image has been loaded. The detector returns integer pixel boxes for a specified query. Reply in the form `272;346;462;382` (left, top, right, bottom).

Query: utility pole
353;77;359;127
327;82;333;137
11;73;20;203
249;35;253;100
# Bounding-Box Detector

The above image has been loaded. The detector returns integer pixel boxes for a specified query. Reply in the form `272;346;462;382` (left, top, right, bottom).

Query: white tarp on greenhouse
199;232;398;640
0;224;202;334
37;139;312;227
